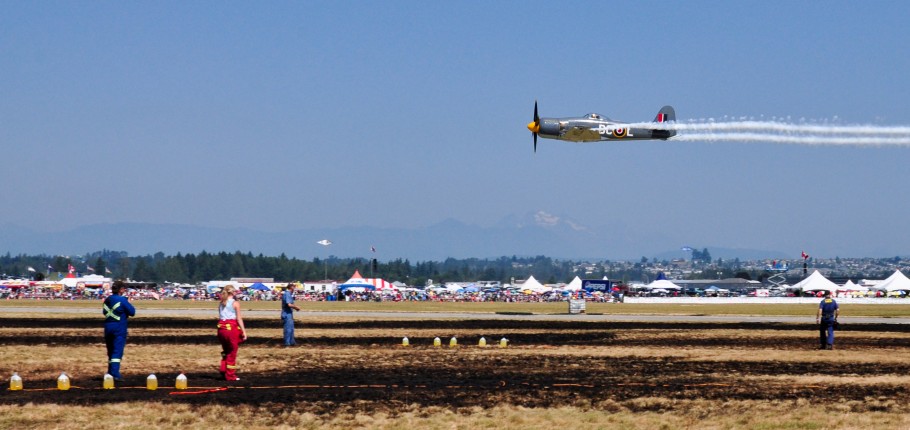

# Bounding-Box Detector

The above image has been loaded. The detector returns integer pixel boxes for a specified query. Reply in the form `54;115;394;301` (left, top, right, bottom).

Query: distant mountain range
0;211;788;262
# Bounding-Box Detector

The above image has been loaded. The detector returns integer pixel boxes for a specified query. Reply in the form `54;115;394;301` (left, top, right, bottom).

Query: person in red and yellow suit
217;285;246;381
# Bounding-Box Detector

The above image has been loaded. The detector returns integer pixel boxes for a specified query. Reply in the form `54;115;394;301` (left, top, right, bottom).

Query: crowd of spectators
0;285;618;303
5;281;907;302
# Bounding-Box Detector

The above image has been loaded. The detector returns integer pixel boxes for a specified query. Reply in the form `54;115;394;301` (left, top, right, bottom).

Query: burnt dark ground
3;318;910;349
2;317;909;414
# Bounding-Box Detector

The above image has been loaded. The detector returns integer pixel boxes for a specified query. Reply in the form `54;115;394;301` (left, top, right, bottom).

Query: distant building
302;281;336;293
61;274;112;290
230;277;274;284
672;278;761;293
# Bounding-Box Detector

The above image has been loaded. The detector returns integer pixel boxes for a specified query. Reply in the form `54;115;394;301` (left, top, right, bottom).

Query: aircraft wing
562;126;601;142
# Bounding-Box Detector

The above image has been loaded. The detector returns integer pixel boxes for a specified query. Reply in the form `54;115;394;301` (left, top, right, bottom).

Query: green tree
132;258;154;281
94;257;106;276
229;252;246;278
53;256;70;276
117;258;131;279
158;257;188;282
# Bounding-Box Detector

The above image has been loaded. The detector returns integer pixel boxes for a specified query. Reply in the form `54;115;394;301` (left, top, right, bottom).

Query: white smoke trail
625;120;910;146
668;122;910;135
673;133;910;146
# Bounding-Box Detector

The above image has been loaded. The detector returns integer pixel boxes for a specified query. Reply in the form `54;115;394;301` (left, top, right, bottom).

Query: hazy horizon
4;2;910;259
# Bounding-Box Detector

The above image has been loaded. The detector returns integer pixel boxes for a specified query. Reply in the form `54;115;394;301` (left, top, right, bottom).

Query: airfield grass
2;402;909;430
2;301;910;429
1;299;909;318
4;335;910;429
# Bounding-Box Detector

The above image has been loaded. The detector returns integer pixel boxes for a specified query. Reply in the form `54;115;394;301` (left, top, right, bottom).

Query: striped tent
339;270;397;291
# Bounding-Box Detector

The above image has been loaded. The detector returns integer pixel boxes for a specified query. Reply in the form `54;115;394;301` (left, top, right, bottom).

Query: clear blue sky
3;1;909;258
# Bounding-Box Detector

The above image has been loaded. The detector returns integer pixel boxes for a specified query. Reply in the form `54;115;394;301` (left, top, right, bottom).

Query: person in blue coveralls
281;282;301;346
102;280;136;381
816;290;839;350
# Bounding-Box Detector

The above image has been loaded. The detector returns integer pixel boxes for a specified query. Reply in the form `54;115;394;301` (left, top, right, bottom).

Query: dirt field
2;315;910;429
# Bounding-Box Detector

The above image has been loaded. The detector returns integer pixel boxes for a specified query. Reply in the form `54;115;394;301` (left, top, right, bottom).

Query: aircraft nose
527;121;540;133
538;119;560;136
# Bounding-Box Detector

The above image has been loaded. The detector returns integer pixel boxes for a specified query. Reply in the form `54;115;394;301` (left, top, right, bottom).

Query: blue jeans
281;313;295;346
819;321;835;348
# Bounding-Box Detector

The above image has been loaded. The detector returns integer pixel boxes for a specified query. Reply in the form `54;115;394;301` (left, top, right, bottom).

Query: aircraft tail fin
652;105;676;139
654;105;675;123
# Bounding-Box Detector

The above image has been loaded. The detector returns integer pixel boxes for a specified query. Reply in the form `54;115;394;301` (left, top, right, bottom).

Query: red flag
801;251;809;260
68;264;75;273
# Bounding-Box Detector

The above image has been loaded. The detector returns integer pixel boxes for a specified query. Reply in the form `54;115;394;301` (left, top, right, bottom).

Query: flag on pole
27;266;36;273
105;268;112;274
68;264;75;273
47;264;54;271
370;246;376;253
86;265;95;272
317;239;332;246
801;251;809;260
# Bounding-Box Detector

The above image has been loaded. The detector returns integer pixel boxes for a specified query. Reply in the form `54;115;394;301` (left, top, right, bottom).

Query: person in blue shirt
816;290;839;350
281;283;301;346
102;280;136;381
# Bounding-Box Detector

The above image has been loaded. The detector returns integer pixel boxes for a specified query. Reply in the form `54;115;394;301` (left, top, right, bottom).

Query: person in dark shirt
816;290;839;350
102;280;136;381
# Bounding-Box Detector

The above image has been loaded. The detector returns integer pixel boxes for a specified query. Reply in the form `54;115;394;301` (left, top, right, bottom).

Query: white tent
519;275;550;293
791;270;838;293
644;279;681;290
564;276;583;291
841;280;870;297
840;280;867;292
871;270;910;292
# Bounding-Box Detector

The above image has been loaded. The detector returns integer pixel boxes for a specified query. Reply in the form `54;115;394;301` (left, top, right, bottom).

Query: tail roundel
654;105;675;123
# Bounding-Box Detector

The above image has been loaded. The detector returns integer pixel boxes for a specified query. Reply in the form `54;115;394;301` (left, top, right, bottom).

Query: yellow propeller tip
527;122;540;133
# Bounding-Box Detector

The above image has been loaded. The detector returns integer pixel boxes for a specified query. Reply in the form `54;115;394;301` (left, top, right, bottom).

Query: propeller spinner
527;101;540;152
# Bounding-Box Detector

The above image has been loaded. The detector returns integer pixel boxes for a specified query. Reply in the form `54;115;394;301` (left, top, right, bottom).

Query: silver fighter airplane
526;102;676;152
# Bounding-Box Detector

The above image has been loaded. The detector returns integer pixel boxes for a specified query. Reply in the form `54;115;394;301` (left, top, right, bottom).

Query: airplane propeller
527;101;540;152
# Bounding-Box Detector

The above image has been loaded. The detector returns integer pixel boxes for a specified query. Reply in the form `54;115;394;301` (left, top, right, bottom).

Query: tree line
0;251;603;286
3;250;903;286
